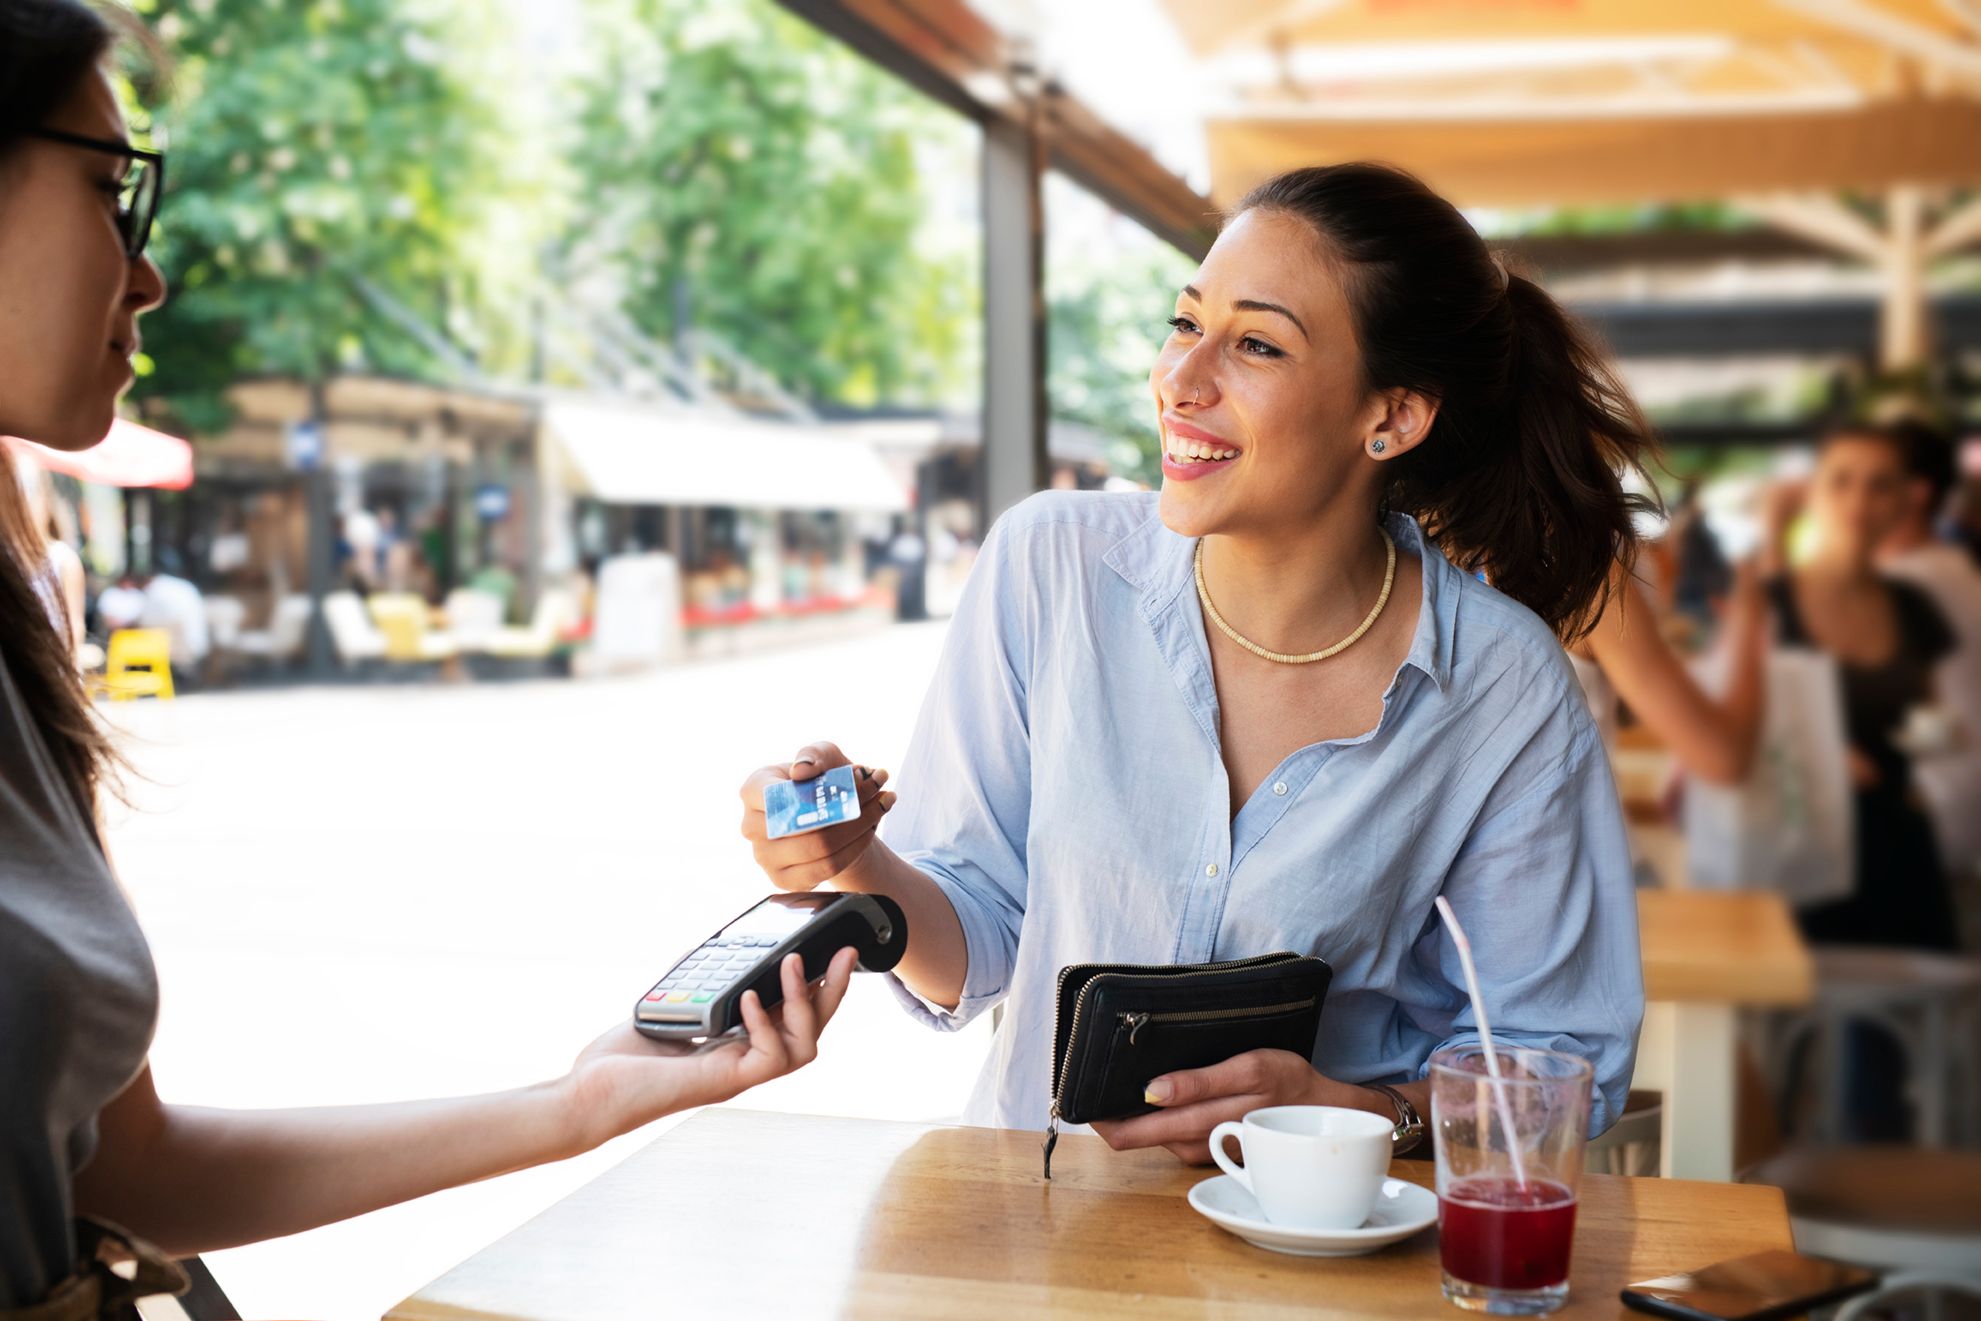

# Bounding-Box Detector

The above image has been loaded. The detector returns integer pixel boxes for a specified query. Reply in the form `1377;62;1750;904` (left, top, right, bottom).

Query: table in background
388;1109;1795;1321
1635;883;1814;1180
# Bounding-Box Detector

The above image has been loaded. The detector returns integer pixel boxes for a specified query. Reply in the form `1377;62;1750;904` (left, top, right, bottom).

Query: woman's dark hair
1234;163;1659;641
0;0;121;155
0;0;125;817
1886;417;1959;508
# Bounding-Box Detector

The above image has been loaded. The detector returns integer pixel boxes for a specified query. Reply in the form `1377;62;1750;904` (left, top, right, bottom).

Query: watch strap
1365;1081;1426;1155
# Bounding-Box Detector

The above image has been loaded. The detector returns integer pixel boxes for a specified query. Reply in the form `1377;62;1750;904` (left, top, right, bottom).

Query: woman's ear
1364;390;1438;462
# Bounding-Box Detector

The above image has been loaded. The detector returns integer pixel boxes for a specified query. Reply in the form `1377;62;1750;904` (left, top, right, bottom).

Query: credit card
763;765;862;840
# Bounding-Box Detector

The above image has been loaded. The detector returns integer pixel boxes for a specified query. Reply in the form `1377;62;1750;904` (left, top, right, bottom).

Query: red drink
1439;1177;1578;1291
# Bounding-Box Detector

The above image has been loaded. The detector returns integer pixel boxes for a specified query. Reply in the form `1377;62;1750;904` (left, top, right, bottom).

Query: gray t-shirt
0;650;157;1307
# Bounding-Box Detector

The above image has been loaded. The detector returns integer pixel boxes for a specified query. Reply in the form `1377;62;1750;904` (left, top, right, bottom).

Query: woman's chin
1157;481;1223;538
24;404;117;453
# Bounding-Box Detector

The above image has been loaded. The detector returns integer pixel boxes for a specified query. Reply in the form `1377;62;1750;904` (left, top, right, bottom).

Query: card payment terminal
634;891;906;1041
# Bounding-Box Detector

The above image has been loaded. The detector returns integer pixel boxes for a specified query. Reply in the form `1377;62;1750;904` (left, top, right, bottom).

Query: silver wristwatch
1366;1082;1427;1155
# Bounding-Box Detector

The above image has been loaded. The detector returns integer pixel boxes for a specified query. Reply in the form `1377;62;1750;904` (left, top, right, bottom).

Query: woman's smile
1161;416;1242;481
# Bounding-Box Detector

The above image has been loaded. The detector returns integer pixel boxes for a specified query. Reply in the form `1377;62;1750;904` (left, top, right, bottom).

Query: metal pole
303;382;337;677
980;108;1048;533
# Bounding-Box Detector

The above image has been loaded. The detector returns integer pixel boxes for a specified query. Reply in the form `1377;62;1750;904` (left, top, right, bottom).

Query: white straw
1435;896;1530;1190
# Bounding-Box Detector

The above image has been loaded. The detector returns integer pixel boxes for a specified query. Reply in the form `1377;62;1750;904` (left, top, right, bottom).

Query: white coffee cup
1209;1105;1397;1230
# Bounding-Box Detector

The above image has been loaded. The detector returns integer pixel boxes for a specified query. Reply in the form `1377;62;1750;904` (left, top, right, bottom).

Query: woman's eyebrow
1177;285;1308;341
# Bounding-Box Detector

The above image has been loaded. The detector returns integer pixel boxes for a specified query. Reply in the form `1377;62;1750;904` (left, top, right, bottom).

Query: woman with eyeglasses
0;4;855;1314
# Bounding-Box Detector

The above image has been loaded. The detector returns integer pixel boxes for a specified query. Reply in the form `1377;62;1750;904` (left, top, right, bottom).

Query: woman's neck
1199;502;1393;654
1801;543;1878;587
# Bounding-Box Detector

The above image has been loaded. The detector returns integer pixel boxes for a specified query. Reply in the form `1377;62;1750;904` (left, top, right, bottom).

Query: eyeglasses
27;127;165;259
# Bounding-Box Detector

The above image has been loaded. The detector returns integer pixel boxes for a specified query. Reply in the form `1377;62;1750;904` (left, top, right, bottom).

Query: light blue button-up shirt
882;491;1642;1135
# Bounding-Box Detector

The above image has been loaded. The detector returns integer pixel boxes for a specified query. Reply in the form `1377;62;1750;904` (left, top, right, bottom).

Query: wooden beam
1768;0;1981;82
1737;192;1891;263
1205;96;1981;209
1927;192;1981;258
1883;184;1931;369
774;0;1214;257
1200;0;1347;56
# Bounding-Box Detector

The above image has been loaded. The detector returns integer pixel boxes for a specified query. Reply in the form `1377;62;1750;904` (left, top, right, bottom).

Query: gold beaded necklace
1194;528;1397;665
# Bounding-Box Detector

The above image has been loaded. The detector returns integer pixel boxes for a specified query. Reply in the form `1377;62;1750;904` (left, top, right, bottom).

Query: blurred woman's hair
1234;163;1660;640
0;0;129;817
1883;417;1959;510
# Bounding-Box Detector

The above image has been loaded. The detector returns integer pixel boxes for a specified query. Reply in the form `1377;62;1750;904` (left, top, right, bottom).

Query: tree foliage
129;0;525;432
129;0;978;432
1047;193;1196;485
562;0;976;408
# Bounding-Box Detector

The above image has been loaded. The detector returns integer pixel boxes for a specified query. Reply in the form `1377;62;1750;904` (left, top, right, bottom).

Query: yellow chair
366;594;458;663
103;628;175;700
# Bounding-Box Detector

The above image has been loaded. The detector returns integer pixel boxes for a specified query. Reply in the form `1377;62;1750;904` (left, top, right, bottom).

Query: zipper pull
1043;1106;1060;1180
1121;1011;1150;1047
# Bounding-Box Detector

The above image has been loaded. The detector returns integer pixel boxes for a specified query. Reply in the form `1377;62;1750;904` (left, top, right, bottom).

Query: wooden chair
1746;1147;1981;1318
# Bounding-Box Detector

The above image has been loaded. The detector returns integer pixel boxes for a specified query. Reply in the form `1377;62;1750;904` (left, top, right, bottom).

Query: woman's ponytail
1236;165;1659;641
1407;272;1656;639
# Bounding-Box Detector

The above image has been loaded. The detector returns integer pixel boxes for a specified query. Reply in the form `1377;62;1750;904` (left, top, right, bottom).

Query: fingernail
879;791;897;810
793;753;817;767
1145;1079;1173;1104
873;768;890;784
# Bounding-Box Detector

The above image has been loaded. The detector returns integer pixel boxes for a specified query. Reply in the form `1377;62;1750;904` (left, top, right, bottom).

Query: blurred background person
1773;426;1960;952
1877;418;1981;948
1566;549;1770;790
95;569;145;635
135;548;208;680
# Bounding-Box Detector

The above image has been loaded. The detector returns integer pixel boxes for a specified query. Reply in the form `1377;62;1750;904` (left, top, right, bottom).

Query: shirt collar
1103;504;1460;692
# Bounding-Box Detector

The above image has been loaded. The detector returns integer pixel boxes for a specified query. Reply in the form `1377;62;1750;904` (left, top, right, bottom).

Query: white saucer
1187;1175;1439;1258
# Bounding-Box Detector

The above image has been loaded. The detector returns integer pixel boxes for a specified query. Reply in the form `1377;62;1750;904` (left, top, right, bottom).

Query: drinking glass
1430;1046;1592;1315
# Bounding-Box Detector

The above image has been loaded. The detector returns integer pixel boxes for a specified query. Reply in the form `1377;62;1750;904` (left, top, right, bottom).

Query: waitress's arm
71;952;853;1256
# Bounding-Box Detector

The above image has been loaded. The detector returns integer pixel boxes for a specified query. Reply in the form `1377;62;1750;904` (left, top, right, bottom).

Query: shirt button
1273;781;1288;796
1205;863;1220;879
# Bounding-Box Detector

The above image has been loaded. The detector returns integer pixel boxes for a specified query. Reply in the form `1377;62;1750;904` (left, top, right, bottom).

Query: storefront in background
540;397;909;661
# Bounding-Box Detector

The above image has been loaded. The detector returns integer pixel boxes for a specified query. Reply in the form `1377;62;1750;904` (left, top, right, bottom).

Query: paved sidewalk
104;622;994;1321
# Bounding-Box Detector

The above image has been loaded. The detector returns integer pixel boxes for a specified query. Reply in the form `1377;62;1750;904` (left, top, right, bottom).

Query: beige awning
543;400;909;513
1162;0;1981;208
1208;93;1981;208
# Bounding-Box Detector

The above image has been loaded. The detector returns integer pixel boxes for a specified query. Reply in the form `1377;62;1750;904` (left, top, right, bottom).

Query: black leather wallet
1043;952;1331;1178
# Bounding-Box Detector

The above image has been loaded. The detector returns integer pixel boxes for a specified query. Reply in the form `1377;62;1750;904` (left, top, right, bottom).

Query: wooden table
1634;885;1815;1181
388;1109;1794;1321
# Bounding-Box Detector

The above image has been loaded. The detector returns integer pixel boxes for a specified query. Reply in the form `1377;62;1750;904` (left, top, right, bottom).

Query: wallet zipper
1118;997;1316;1047
1043;952;1303;1180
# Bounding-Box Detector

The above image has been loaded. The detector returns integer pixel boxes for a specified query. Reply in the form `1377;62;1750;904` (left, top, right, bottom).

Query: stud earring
1370;438;1387;454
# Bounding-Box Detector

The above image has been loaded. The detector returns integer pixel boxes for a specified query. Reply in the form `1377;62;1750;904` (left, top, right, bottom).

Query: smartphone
1621;1249;1878;1321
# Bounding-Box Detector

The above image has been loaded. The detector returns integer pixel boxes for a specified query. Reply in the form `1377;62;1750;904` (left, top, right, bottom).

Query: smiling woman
740;162;1655;1164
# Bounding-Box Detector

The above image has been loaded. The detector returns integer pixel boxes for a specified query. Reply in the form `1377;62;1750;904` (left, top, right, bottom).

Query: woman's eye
1166;316;1198;335
1238;336;1283;358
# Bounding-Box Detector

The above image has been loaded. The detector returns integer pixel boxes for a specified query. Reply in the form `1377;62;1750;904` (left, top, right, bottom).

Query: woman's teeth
1167;441;1240;463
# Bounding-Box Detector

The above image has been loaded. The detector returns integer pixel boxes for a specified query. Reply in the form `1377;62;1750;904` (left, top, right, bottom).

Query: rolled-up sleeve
1410;717;1644;1135
882;519;1033;1031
